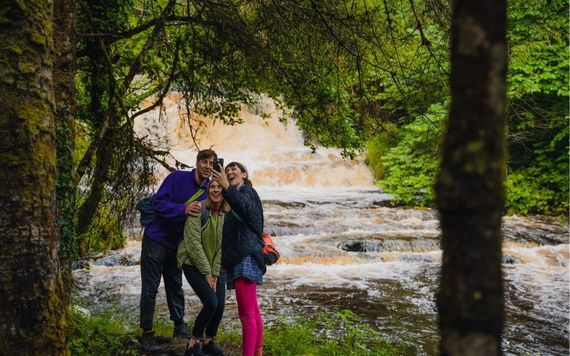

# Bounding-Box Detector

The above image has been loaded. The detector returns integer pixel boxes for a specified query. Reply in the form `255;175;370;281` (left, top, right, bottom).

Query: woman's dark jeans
140;236;185;331
182;265;226;337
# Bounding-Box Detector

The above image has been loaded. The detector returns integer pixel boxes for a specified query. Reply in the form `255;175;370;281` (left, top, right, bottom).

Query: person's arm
182;215;212;276
152;173;186;219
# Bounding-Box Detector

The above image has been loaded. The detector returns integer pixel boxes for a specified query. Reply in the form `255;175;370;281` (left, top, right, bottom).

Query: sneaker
184;342;206;356
173;322;191;339
140;331;163;353
202;339;225;356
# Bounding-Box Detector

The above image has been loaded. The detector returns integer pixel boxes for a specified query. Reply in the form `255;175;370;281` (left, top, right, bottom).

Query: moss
5;45;24;56
0;8;12;25
18;61;39;74
45;277;67;342
30;30;47;47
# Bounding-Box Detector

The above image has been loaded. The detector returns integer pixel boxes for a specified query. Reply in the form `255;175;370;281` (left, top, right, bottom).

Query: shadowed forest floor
141;336;241;355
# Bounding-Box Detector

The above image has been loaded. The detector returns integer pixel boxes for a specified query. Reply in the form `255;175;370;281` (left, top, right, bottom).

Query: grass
66;306;406;355
264;310;407;356
66;306;138;355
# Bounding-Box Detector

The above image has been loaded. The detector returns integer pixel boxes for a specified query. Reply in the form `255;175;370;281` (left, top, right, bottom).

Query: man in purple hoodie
140;149;217;353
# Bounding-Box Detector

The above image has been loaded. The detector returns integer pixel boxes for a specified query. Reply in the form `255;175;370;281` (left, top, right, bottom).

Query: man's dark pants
140;236;185;331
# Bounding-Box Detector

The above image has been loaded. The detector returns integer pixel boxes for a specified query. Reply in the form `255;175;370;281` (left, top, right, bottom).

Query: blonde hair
205;198;230;213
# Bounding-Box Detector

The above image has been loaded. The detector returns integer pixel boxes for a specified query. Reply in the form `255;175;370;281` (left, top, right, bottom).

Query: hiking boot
173;322;191;339
184;342;206;356
202;339;225;356
141;331;163;353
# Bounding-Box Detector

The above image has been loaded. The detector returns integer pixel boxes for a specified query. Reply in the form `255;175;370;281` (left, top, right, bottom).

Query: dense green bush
366;0;568;217
368;103;445;207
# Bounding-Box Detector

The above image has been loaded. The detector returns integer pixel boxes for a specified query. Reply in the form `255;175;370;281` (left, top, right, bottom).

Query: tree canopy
64;0;567;255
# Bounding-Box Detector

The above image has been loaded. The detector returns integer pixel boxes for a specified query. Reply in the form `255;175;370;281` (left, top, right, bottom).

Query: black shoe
202;339;225;356
141;331;163;353
184;342;206;356
173;322;191;339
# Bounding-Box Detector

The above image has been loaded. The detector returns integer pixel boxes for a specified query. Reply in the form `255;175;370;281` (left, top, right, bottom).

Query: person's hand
185;201;201;216
211;169;230;190
206;275;217;291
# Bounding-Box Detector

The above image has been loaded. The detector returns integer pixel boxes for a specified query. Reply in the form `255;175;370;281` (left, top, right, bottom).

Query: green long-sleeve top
177;211;224;278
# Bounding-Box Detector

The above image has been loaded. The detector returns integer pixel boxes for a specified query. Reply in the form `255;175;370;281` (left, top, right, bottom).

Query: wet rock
339;241;368;252
410;240;440;252
502;255;521;264
72;260;91;270
263;200;307;208
399;254;437;263
503;216;568;245
94;253;139;267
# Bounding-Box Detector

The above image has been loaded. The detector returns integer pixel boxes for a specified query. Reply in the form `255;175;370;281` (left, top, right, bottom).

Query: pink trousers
235;278;263;356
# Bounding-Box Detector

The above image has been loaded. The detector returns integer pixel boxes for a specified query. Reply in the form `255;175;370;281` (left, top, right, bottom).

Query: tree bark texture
0;1;66;354
435;1;506;355
54;0;77;313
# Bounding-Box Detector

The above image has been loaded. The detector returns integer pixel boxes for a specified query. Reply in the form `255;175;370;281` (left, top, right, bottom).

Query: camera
213;158;224;173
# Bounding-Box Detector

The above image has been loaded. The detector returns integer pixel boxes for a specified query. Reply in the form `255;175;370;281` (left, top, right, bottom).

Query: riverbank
66;306;407;355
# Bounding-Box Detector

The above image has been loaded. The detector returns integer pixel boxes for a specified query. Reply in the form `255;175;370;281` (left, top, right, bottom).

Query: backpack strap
230;210;263;244
200;200;210;227
184;186;206;205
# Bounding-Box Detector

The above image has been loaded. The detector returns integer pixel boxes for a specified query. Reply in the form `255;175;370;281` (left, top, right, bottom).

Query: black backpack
136;187;205;227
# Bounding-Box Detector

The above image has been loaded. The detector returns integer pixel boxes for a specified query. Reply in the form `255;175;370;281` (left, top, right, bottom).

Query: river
73;96;569;355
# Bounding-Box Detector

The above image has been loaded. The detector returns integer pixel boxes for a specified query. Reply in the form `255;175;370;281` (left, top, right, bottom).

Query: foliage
74;180;140;255
63;0;454;253
365;122;398;180
66;307;138;356
265;310;407;355
503;0;569;215
366;0;568;216
370;103;445;206
505;146;569;216
56;0;567;256
66;307;404;355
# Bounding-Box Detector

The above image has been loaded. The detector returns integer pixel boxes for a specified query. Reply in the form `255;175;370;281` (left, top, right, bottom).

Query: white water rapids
73;95;569;355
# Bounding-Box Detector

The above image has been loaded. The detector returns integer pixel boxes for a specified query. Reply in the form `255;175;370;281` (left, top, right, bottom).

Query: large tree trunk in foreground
436;0;507;355
54;0;77;301
0;1;66;354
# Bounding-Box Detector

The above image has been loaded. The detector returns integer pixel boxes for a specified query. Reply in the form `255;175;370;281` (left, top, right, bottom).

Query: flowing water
74;95;569;355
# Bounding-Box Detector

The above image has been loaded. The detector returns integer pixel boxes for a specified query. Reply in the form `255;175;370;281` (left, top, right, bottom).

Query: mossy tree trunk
435;0;506;355
54;0;77;310
0;1;66;354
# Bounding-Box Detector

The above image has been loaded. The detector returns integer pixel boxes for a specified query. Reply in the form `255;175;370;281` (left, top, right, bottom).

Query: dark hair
226;161;252;186
196;149;217;162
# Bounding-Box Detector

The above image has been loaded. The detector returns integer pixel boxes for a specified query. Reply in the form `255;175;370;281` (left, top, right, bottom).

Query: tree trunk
54;0;77;311
435;1;506;355
0;1;66;354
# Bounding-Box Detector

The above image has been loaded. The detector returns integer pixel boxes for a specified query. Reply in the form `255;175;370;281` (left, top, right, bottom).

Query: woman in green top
178;180;228;356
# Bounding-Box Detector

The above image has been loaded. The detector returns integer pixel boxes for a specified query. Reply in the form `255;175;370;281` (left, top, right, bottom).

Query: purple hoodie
144;169;209;250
